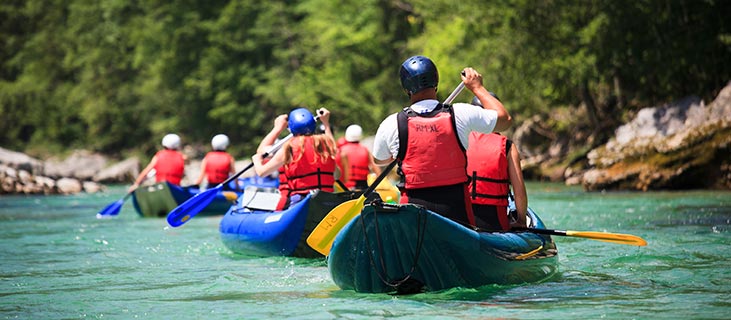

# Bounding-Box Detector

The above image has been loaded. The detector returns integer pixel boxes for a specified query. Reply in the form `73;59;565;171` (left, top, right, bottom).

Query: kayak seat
239;186;281;212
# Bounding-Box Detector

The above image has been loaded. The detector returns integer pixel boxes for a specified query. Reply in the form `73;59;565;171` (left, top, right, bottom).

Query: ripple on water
2;185;731;319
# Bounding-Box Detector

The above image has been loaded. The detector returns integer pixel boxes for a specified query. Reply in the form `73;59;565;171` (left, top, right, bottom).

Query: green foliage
1;0;729;159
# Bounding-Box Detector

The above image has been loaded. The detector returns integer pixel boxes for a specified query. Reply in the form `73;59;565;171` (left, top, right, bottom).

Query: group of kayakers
129;133;236;193
132;55;529;232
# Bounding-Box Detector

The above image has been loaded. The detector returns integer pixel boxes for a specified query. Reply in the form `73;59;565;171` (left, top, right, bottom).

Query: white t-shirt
372;99;498;161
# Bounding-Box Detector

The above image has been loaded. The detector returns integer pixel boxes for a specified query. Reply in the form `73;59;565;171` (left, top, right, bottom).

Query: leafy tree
1;0;729;161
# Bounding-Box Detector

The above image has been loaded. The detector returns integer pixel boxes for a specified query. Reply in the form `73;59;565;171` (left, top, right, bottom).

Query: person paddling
252;107;342;210
337;124;382;191
371;55;512;226
467;95;528;231
129;133;186;193
194;134;236;190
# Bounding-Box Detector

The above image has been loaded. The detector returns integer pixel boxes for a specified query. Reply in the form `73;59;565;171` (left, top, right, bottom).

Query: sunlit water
1;182;730;319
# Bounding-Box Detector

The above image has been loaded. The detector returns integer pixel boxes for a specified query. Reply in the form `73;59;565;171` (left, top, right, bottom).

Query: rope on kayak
360;201;428;294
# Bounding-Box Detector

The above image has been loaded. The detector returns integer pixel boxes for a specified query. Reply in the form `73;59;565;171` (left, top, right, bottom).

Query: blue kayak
327;202;559;293
219;190;361;258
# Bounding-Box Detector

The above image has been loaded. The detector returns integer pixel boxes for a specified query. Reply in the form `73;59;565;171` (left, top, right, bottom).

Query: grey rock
583;81;731;191
56;178;82;195
44;150;107;180
0;147;44;174
94;158;140;183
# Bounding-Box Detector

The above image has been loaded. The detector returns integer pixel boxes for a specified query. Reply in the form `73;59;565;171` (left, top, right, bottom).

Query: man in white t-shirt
371;55;512;226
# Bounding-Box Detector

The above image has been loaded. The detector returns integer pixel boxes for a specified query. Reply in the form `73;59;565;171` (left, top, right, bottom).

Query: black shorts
405;183;471;226
472;204;505;231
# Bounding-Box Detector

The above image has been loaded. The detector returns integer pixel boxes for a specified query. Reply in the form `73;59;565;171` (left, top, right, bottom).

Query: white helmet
161;133;181;150
345;125;363;142
211;134;229;151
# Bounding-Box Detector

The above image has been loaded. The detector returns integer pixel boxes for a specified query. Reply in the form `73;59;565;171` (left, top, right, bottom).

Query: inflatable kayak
327;201;559;294
219;189;362;258
131;181;241;218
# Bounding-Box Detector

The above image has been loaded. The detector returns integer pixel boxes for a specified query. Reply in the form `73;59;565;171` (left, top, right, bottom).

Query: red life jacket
338;142;371;189
153;149;185;185
466;133;510;206
276;166;290;211
284;136;336;195
397;104;468;189
336;136;348;148
203;151;233;184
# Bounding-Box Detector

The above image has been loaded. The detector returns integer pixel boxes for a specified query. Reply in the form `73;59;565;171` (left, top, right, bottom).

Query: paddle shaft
444;82;465;105
517;227;647;246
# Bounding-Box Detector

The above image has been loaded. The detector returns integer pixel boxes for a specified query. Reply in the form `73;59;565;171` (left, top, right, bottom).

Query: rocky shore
2;82;730;195
0;148;137;195
0;147;256;195
516;82;731;191
580;83;731;191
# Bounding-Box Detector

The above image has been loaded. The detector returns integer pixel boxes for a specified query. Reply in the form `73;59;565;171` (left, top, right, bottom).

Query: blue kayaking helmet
288;108;316;135
399;55;439;95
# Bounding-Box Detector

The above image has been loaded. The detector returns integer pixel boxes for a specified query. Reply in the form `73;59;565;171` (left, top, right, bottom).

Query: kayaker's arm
368;153;382;176
316;108;334;140
193;158;208;185
228;155;236;175
129;156;158;193
338;153;350;184
462;68;512;132
257;114;289;155
374;156;394;166
252;146;286;177
507;143;527;228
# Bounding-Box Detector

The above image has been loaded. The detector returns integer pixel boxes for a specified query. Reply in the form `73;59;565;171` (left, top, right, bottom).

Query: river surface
1;182;730;319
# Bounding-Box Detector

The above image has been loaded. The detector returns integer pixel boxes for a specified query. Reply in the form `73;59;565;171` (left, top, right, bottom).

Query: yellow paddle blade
306;196;366;256
565;230;648;246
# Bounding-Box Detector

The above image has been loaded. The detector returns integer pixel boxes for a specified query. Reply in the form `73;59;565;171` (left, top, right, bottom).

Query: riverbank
0;147;255;195
2;82;729;195
516;82;731;191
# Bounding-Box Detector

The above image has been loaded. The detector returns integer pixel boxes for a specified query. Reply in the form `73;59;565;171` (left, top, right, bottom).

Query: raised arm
257;114;289;155
316;108;333;140
462;68;512;132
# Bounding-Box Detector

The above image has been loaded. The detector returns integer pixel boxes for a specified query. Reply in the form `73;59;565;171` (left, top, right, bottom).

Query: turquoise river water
1;182;730;319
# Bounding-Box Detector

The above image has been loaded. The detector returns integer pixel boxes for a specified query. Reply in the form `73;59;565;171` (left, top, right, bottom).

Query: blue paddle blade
97;199;124;218
166;186;221;227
